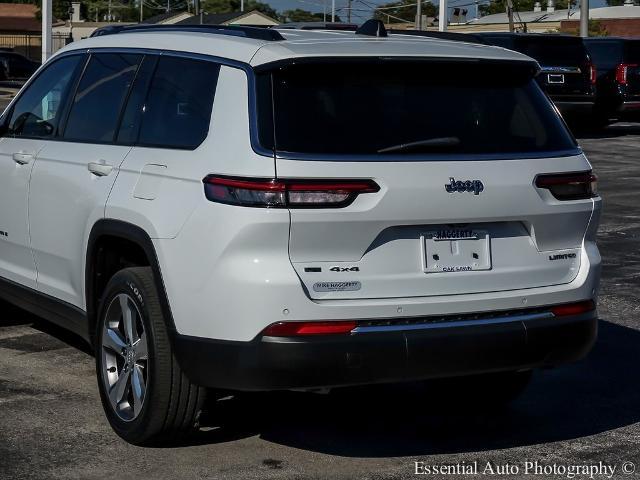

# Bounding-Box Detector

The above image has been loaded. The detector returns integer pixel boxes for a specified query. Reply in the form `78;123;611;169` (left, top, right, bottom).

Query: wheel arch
85;219;177;346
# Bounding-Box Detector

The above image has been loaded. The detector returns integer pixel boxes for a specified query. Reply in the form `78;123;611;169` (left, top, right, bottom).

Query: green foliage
373;0;436;23
588;18;608;35
562;18;608;35
280;8;342;22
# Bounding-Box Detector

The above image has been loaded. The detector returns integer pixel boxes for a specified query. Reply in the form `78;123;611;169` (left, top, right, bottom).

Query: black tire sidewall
95;268;167;443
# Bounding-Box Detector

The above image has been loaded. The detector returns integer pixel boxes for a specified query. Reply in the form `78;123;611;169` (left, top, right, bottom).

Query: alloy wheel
100;293;149;422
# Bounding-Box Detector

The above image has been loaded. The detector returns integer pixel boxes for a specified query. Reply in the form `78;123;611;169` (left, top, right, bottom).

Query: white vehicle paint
0;23;602;444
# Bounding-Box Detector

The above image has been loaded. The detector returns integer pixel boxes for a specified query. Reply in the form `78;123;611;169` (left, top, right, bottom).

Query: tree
200;0;278;19
281;8;340;22
373;0;436;24
479;0;569;16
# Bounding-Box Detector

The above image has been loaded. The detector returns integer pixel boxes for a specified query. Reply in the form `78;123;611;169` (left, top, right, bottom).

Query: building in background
0;3;67;61
448;0;640;35
173;10;279;26
53;2;134;42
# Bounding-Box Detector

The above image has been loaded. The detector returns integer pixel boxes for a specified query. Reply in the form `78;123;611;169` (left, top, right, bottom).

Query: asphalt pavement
0;124;639;480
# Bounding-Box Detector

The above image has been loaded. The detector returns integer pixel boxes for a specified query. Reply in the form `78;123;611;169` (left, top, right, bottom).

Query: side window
6;54;83;138
64;53;142;143
116;55;157;145
137;56;220;149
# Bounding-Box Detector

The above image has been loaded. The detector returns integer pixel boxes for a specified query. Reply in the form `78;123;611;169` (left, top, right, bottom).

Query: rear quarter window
136;56;220;150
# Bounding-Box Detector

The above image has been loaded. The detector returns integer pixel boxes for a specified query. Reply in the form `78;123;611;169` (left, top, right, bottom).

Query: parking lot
0;113;639;479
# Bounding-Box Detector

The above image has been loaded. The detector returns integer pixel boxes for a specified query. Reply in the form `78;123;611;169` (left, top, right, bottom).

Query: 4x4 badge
445;177;484;195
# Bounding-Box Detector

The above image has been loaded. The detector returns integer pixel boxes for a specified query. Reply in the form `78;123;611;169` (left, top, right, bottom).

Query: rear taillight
551;300;596;317
262;320;357;336
203;175;379;208
615;63;638;85
588;62;597;85
535;171;598;201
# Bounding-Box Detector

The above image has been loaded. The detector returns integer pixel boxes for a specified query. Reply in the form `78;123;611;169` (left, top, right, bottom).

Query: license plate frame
548;73;565;84
422;229;492;273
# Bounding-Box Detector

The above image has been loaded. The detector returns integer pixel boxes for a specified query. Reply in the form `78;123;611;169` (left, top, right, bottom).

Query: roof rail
90;24;285;41
275;22;358;31
355;19;387;38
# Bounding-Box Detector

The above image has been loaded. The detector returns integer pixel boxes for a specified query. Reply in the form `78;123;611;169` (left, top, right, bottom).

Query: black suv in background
0;51;39;81
478;33;596;119
584;37;640;124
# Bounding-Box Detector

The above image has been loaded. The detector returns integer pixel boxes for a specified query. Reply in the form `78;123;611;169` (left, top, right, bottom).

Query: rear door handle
88;161;113;177
12;152;34;165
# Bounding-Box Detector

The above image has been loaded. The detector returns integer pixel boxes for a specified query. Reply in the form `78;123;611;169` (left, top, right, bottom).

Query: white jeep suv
0;22;601;444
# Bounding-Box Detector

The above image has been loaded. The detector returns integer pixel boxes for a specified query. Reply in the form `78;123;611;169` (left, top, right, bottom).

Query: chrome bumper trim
352;311;555;333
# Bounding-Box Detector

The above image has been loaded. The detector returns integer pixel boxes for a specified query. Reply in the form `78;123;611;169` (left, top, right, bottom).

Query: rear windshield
586;40;623;70
515;37;587;66
256;60;577;157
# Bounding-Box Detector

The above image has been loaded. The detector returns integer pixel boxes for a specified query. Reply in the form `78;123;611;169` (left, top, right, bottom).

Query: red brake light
551;300;596;317
262;320;357;336
615;63;638;85
203;176;379;208
589;62;597;85
535;171;598;201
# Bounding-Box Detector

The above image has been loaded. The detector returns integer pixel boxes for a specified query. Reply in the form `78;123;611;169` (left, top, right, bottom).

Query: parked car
387;28;489;45
0;51;39;81
584;37;640;124
478;33;596;119
0;21;601;445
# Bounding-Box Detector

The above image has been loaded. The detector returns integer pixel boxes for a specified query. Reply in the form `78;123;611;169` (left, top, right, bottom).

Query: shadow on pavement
574;122;640;140
0;299;93;355
0;298;38;328
3;298;637;455
189;319;639;456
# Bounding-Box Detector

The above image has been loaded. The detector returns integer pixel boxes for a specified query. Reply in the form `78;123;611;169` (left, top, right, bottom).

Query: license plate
548;74;565;84
423;229;491;273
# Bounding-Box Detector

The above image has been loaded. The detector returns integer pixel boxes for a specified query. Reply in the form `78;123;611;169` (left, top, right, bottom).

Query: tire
95;267;206;445
426;370;533;409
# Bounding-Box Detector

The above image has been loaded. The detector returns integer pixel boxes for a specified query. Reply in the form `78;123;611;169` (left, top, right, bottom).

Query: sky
268;0;608;22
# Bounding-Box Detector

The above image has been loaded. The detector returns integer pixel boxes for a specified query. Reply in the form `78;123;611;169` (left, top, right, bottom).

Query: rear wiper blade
377;137;461;154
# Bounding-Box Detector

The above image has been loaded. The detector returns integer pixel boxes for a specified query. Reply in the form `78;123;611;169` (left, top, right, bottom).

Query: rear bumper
173;308;597;391
617;101;640;112
553;100;595;114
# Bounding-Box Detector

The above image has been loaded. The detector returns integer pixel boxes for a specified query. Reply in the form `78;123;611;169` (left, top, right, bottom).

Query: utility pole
331;0;335;22
347;0;351;23
41;0;51;62
241;0;244;12
140;0;144;22
416;0;422;30
506;0;515;32
438;0;447;31
580;0;589;37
